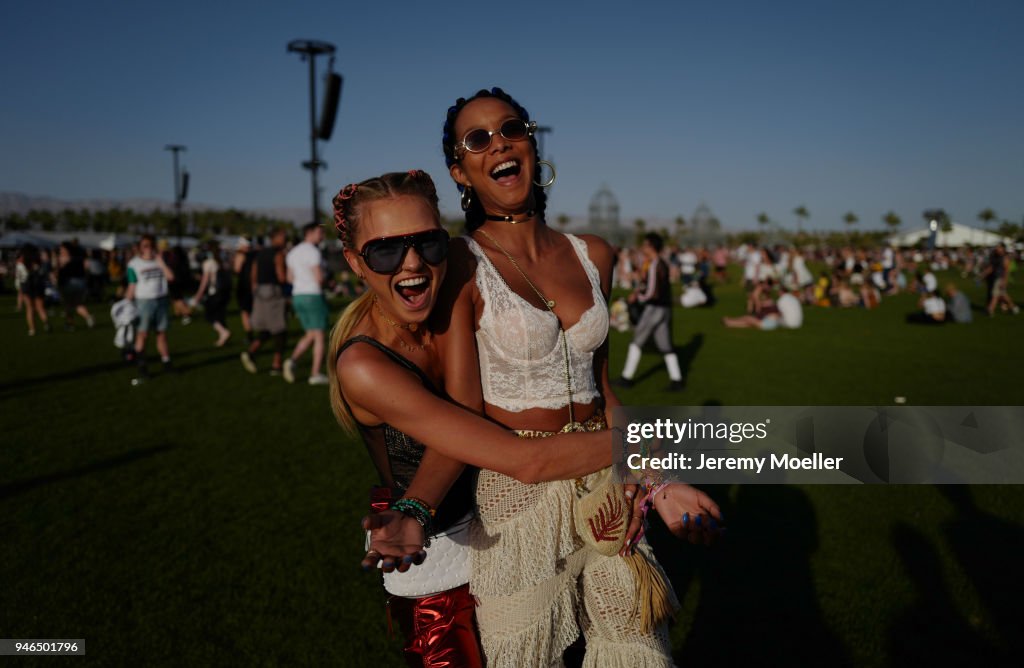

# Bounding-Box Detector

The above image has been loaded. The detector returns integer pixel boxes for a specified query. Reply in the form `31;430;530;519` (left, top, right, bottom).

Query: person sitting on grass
724;285;803;330
906;290;946;325
945;283;972;324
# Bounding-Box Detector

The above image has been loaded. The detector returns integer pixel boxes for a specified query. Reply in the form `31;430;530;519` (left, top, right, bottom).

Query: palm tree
674;215;686;244
977;208;997;230
633;218;646;246
556;213;570;232
793;205;809;231
882;211;901;232
842;211;858;228
756;212;771;228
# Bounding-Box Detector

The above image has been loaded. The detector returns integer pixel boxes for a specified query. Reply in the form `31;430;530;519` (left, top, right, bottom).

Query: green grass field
1;269;1022;666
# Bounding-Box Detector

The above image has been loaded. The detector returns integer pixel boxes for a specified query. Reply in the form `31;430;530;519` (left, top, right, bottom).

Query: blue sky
2;0;1021;230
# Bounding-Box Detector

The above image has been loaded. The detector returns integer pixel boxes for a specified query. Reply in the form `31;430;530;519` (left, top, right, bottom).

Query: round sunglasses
455;118;537;157
358;228;450;275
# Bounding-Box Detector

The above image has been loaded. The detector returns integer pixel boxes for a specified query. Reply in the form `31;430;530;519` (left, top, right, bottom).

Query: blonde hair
327;170;440;433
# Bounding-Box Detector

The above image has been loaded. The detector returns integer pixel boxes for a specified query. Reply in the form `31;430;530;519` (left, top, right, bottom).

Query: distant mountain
0;192;312;226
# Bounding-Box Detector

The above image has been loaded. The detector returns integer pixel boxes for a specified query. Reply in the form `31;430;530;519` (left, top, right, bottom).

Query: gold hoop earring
534;160;556;188
460;186;474;211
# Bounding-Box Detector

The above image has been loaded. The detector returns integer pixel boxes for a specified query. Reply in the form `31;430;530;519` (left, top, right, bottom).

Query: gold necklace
373;297;427;353
476;229;582;433
477;229;555;309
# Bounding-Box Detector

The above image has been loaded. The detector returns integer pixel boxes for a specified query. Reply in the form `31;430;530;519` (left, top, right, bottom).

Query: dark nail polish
710;518;718;529
695;515;703;527
682;513;689;526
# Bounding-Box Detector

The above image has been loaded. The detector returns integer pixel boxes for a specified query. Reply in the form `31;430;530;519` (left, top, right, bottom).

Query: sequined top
337;335;475;532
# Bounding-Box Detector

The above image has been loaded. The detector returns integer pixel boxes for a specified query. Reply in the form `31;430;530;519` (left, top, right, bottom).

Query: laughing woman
327;170;622;667
438;88;723;667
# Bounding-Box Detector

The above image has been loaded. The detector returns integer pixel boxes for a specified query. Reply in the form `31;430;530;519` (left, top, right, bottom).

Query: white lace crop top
465;234;609;412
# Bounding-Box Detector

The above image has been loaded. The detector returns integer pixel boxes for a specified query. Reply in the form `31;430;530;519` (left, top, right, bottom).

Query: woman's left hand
650;483;724;546
361;510;427;573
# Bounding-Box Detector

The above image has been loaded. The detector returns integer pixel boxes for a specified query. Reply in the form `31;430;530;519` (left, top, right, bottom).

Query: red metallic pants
388;584;482;668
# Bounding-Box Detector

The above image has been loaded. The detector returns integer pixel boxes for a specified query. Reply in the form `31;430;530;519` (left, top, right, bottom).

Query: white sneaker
283;359;297;384
240;351;257;374
307;374;329;386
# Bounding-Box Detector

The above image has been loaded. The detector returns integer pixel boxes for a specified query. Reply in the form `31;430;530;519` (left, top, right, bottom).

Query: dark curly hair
442;87;547;233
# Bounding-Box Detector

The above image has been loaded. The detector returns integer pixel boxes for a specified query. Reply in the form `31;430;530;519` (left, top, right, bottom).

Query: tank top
255;247;281;286
336;335;475;532
464;233;608;412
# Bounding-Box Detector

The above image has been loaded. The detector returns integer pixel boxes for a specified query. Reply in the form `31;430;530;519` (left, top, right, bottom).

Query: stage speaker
318;73;343;140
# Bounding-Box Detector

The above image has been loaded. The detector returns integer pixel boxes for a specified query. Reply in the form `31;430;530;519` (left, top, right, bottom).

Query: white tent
0;231;57;248
887;222;1012;248
98;234;135;250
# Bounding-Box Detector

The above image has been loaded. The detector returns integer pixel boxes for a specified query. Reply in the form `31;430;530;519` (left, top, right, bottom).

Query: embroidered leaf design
588;491;626;542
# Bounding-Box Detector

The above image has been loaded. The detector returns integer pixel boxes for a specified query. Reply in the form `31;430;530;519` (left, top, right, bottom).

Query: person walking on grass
192;240;232;347
126;234;175;383
56;241;95;331
613;232;685;391
233;236;257;345
18;244;51;336
984;245;1019;317
241;227;288;376
283;222;329;385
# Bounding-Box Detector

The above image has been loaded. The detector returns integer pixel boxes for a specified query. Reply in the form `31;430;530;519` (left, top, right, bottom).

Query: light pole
535;125;553;160
287;39;339;226
164;144;187;245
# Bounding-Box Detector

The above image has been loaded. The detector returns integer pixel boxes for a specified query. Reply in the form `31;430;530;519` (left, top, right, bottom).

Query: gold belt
514;409;607;439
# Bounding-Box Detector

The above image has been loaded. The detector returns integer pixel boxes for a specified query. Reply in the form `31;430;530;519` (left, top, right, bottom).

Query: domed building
587;185;626;246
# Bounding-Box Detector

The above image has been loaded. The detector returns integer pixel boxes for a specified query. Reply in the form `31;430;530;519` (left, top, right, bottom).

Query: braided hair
327;169;440;434
441;87;547;233
331;169;440;249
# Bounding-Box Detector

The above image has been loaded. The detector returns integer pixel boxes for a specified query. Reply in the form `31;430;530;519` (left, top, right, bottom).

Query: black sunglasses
358;229;450;275
455;118;537;157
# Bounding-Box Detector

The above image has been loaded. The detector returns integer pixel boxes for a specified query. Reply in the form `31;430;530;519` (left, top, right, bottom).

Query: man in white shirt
776;290;803;329
283;223;329;385
723;287;803;330
126;234;175;383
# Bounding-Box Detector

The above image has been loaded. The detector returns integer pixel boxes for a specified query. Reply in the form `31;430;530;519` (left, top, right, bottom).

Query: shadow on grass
0;444;175;501
886;522;1001;665
649;484;851;667
0;346;226;398
934;486;1021;661
174;351;245;373
631;333;705;387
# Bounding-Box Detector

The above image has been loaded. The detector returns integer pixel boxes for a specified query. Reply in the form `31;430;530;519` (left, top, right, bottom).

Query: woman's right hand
361;510;427;573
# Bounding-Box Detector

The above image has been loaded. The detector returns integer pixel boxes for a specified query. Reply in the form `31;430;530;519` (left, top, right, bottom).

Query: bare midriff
485;399;601;434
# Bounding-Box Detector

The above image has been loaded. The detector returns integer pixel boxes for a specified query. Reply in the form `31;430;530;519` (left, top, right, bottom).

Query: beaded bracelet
391;497;435;543
403;496;437;518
